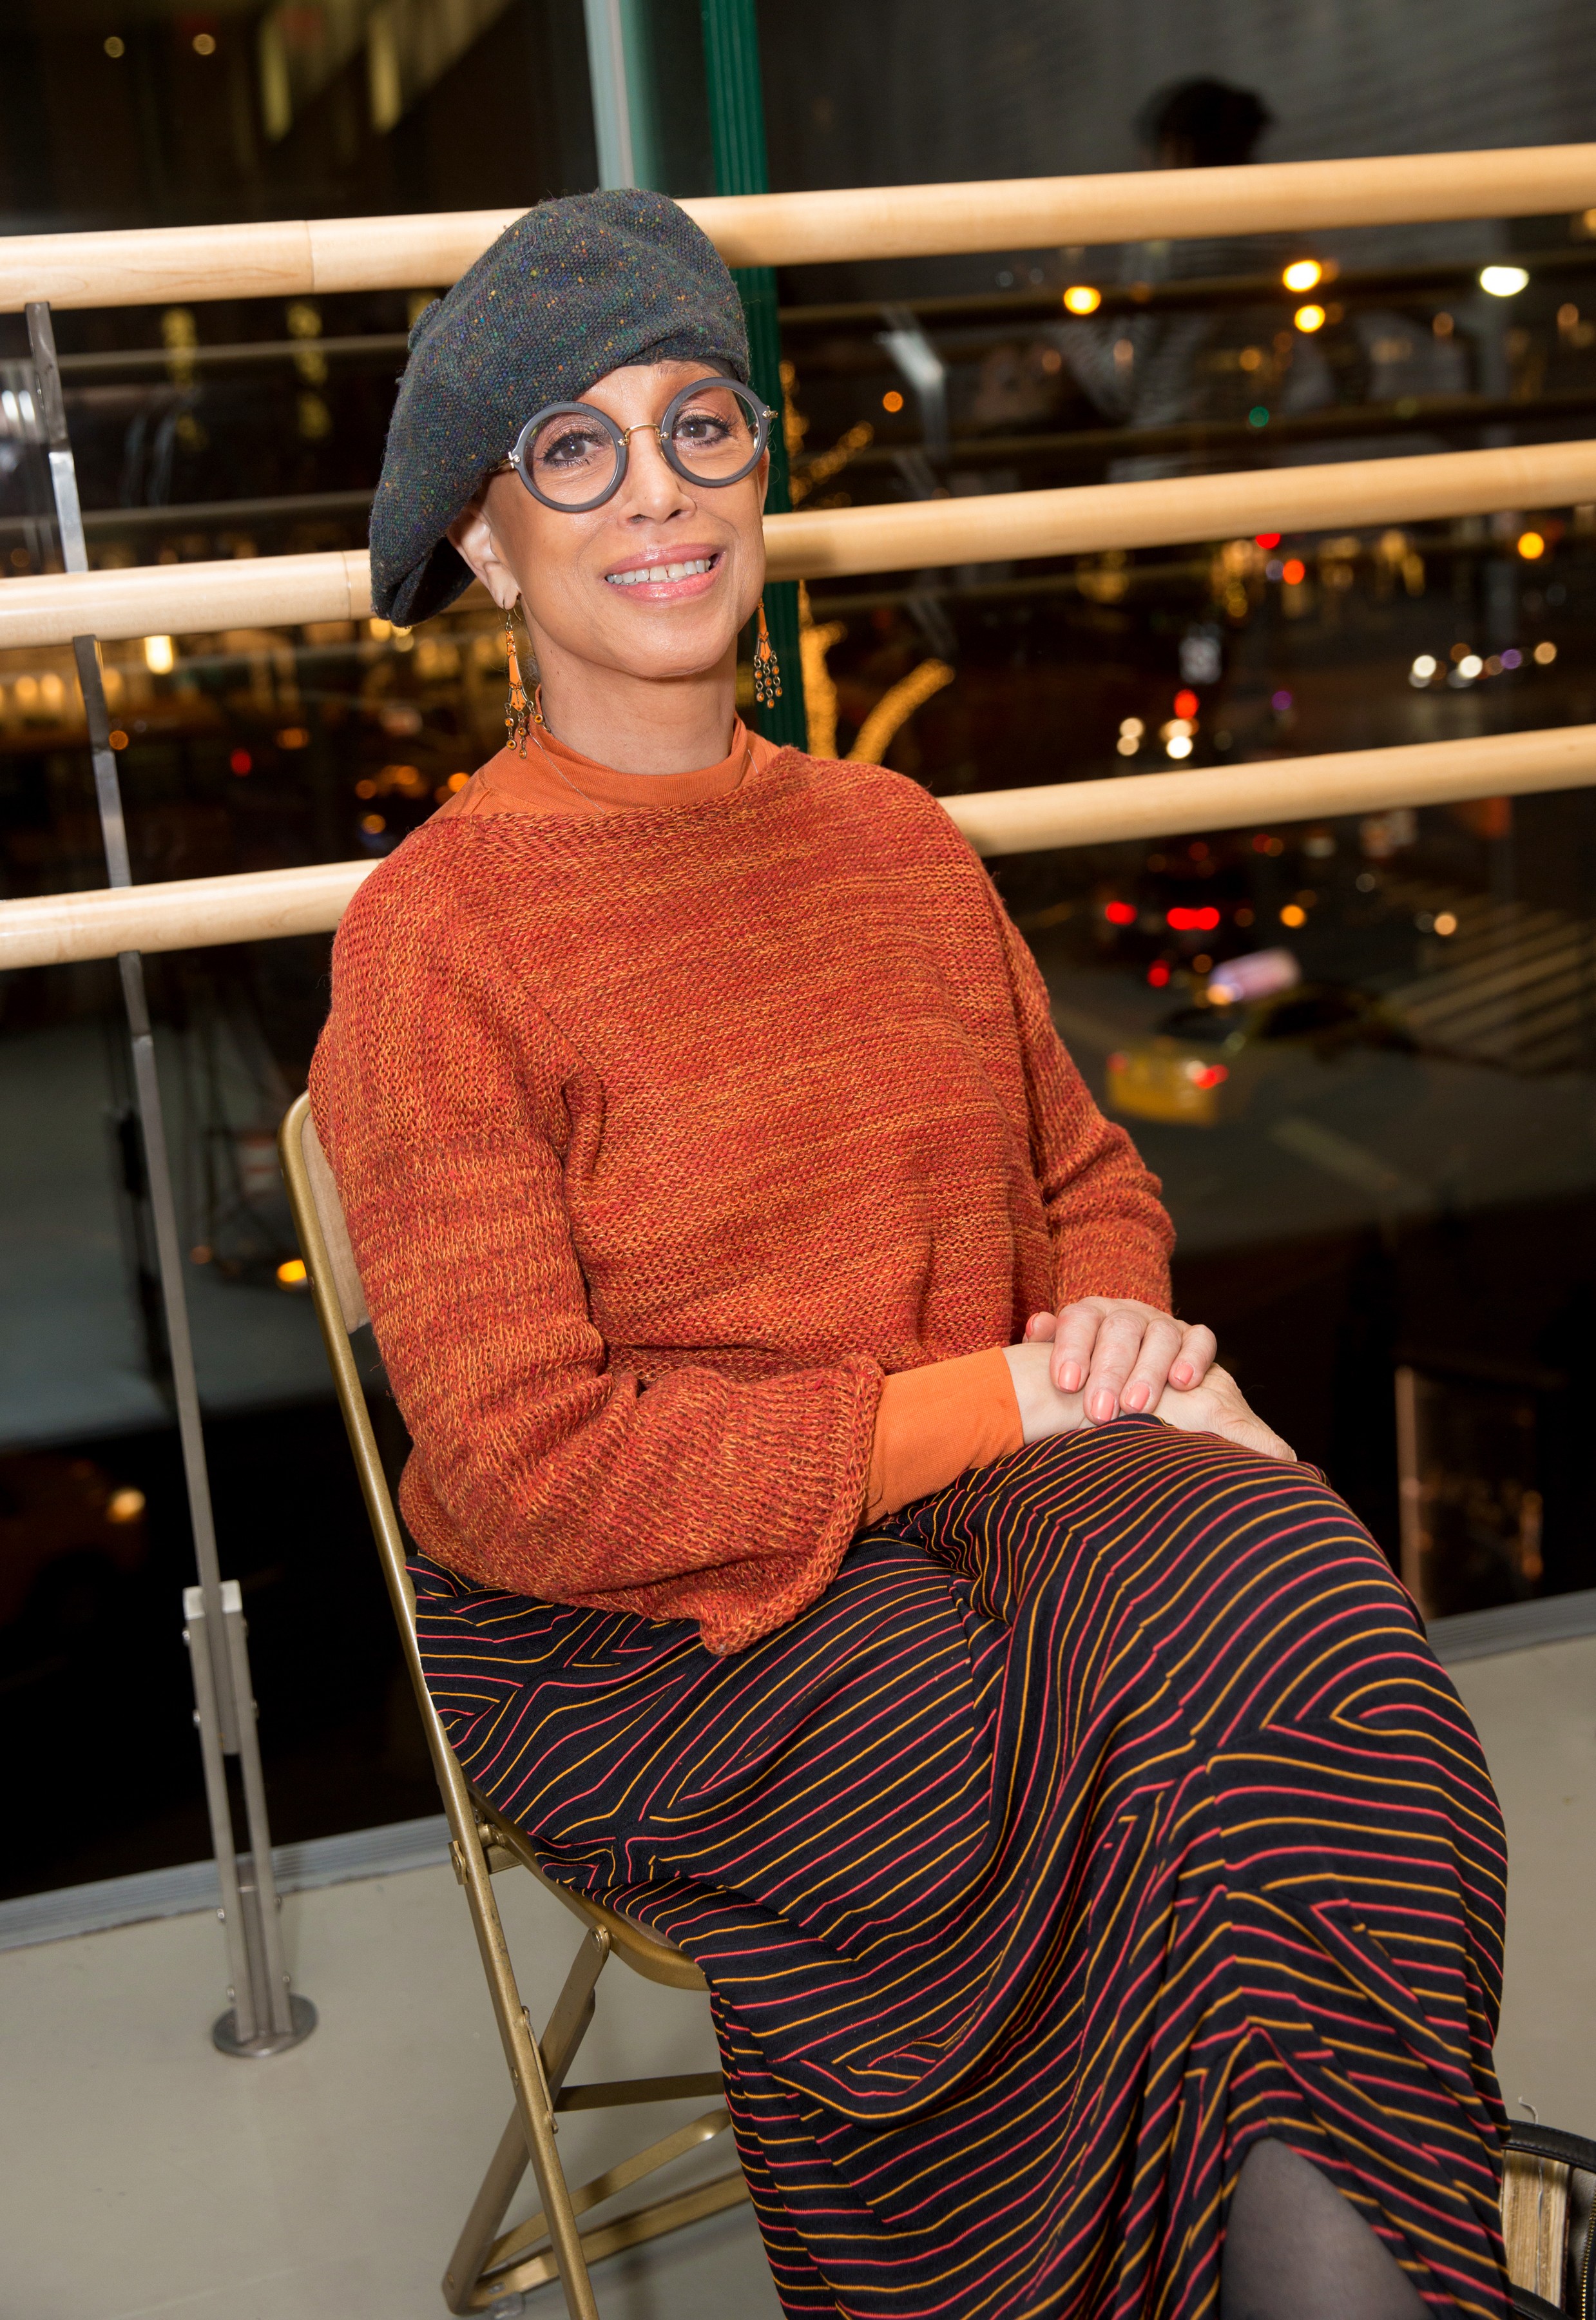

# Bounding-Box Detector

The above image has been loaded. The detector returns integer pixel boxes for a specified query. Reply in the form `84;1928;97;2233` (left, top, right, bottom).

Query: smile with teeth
606;555;717;586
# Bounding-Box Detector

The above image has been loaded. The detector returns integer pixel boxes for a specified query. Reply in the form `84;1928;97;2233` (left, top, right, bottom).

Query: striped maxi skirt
414;1415;1512;2320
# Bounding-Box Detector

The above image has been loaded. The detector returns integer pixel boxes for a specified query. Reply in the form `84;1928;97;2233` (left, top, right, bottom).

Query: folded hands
1004;1297;1293;1463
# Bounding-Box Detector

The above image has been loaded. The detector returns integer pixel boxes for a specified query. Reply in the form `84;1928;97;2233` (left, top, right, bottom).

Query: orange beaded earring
503;604;532;754
751;597;782;708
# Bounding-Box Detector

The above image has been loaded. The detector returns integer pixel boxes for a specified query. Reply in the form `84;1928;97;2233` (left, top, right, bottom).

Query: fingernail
1123;1382;1148;1411
1170;1362;1192;1386
1089;1389;1115;1423
1061;1363;1081;1393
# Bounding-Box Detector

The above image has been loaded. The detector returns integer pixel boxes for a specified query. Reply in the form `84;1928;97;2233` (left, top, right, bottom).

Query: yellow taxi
1106;985;1398;1126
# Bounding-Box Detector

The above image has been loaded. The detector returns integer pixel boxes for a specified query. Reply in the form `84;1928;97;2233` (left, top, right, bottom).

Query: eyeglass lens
661;382;761;483
523;382;762;507
525;409;619;505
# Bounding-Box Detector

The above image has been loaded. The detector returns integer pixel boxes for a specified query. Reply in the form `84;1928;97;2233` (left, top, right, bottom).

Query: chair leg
443;2107;530;2317
443;1928;614;2315
451;1839;602;2320
442;1908;749;2314
478;2108;748;2303
542;1929;610;2096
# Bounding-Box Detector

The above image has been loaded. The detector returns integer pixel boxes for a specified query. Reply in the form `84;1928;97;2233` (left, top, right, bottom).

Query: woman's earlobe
447;501;517;611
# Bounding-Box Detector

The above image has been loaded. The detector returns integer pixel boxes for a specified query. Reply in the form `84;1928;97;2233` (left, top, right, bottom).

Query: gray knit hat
369;188;750;624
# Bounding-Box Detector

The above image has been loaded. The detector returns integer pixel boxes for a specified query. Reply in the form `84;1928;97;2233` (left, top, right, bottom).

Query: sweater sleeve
990;893;1176;1312
310;881;881;1658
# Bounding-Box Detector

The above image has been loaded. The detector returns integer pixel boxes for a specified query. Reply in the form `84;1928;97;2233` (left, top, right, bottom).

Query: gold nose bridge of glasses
617;420;682;452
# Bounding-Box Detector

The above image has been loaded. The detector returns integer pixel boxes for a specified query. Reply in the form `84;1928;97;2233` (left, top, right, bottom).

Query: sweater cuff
862;1346;1023;1523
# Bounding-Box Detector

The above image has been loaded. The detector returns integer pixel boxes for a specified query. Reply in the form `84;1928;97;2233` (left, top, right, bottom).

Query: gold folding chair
278;1092;748;2319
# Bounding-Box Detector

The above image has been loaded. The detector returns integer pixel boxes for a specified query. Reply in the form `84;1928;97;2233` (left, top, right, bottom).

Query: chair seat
476;1800;708;1993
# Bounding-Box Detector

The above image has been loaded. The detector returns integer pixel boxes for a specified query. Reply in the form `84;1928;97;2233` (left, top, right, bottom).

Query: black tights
1221;2140;1432;2320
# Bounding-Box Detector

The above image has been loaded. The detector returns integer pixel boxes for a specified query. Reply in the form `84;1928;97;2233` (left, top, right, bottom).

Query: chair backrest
296;1111;369;1333
278;1092;469;1815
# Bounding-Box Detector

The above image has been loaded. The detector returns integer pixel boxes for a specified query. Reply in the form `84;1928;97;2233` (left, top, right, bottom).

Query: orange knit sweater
428;717;1024;1516
310;745;1173;1654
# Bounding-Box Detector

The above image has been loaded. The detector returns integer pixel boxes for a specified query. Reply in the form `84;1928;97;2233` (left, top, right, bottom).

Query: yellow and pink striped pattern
416;1416;1511;2319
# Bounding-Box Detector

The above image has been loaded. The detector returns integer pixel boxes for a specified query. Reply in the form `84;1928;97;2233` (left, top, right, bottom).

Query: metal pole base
213;1992;318;2059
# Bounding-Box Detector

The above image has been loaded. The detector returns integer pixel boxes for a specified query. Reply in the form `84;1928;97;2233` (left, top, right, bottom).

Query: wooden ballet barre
2;142;1595;311
0;863;373;969
5;725;1594;973
765;439;1596;585
944;722;1596;856
0;858;380;970
0;546;376;653
5;438;1596;652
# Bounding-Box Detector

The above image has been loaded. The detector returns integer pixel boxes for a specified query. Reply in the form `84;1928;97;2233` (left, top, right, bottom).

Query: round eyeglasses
501;376;776;513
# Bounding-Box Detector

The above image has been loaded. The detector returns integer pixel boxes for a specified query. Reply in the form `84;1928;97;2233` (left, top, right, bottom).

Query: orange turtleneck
432;713;1023;1520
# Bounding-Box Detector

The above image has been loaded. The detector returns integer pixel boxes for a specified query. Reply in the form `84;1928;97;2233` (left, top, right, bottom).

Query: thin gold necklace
526;687;751;806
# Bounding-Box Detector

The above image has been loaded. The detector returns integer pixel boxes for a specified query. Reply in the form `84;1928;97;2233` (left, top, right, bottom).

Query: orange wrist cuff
863;1346;1023;1523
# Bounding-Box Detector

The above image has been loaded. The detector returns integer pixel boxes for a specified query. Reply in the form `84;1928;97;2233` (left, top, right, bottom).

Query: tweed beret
369;188;750;624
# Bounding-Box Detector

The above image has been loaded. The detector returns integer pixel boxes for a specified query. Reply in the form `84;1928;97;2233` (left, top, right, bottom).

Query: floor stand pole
25;299;313;2058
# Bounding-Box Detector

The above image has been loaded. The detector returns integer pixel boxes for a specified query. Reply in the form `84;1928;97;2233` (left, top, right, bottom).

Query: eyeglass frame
495;376;778;514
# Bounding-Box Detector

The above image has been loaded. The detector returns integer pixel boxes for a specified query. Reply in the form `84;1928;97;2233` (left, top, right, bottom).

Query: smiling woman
307;186;1512;2320
443;360;773;770
364;191;774;773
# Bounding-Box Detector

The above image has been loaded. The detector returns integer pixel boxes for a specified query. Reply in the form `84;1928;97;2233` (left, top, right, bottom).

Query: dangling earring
751;596;782;708
503;603;532;755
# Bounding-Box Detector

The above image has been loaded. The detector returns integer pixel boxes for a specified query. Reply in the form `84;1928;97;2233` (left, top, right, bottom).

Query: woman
312;190;1509;2320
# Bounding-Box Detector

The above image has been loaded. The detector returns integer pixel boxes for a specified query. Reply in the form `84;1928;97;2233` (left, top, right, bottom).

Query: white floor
1453;1634;1596;2133
4;1636;1593;2320
0;1854;776;2320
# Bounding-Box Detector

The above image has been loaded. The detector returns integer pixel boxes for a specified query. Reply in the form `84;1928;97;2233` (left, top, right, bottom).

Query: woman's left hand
1023;1299;1217;1426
